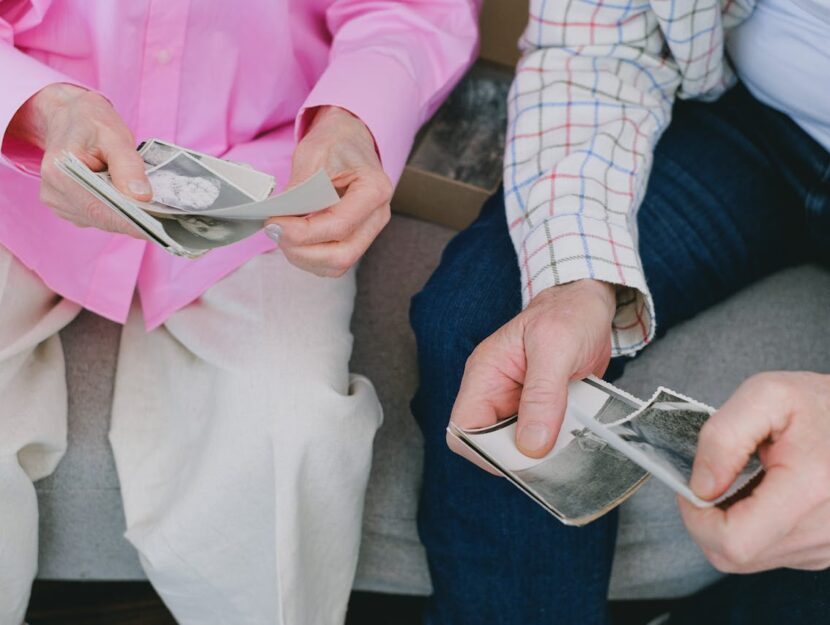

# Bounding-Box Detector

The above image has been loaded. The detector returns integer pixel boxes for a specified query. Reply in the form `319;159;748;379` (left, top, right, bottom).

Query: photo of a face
175;214;237;241
150;169;222;210
146;152;253;213
155;213;261;249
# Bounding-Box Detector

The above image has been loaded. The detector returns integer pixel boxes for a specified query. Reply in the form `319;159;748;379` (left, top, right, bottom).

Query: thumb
100;136;152;202
516;337;576;458
690;374;789;500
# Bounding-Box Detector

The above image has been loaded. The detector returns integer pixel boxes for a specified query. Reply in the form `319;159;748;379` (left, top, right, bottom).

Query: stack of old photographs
56;138;339;258
449;377;763;526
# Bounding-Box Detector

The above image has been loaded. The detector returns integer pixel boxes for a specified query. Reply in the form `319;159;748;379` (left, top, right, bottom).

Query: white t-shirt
727;0;830;153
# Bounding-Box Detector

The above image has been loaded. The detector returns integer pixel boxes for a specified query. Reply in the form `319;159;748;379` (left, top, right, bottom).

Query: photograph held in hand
55;139;339;258
450;377;764;525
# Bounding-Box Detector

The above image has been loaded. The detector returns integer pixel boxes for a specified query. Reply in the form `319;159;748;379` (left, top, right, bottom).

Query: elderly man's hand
680;371;830;573
447;279;617;472
265;106;392;277
8;83;150;236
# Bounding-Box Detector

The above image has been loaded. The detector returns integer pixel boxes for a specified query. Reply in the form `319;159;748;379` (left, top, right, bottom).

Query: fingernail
691;465;717;498
265;224;282;242
128;180;151;197
517;423;551;454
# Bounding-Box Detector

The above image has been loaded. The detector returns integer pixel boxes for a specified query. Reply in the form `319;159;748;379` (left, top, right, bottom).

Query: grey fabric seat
38;214;830;601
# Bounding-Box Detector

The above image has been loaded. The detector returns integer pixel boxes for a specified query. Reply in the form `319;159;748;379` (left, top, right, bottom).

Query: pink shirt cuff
296;50;424;184
0;43;87;176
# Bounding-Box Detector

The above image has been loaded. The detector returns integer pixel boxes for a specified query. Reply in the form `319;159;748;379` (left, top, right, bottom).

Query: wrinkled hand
265;105;392;277
680;372;830;573
8;83;150;236
448;279;617;472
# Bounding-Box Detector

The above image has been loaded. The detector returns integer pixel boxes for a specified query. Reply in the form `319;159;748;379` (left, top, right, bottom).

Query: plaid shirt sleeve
505;0;696;356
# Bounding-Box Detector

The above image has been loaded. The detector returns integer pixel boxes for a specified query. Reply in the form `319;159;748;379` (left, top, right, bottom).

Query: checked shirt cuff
518;213;655;357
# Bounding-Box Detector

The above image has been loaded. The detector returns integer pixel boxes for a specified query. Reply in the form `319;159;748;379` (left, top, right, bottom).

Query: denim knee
411;281;477;372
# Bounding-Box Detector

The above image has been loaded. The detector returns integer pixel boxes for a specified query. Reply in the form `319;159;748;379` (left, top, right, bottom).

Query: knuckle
331;249;358;274
378;203;391;226
748;372;791;401
365;171;393;204
467;339;493;363
521;381;561;405
302;262;329;278
717;537;756;572
317;263;344;278
39;185;55;207
277;229;300;247
328;261;350;277
463;349;484;376
49;209;67;224
697;412;737;454
704;548;738;574
807;559;830;571
525;296;585;338
40;157;56;179
523;373;559;393
750;371;782;386
281;248;308;270
84;197;104;216
314;267;334;278
99;129;134;154
281;250;303;270
527;311;568;337
329;216;354;241
696;417;722;449
376;174;393;202
80;90;105;108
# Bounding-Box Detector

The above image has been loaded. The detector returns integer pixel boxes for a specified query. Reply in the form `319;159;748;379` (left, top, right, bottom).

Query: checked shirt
506;0;755;355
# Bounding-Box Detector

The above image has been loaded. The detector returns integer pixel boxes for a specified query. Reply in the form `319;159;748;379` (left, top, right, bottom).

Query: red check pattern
505;0;754;355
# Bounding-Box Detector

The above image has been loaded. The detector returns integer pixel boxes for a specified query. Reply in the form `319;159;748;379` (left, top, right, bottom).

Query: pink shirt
0;0;478;329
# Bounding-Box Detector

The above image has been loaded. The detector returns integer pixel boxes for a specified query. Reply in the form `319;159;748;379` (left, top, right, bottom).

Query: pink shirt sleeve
0;1;86;175
296;0;481;183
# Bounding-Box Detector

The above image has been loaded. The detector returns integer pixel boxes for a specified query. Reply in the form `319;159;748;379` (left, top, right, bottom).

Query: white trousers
0;244;382;625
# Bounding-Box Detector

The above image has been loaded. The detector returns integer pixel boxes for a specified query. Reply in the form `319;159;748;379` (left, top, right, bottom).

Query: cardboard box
391;0;528;231
392;61;511;230
479;0;528;68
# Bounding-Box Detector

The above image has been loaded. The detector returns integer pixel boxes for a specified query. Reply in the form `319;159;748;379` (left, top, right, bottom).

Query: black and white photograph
154;212;262;249
145;151;254;213
513;426;649;524
457;380;649;524
139;140;180;167
609;390;762;491
583;377;641;424
609;391;709;486
512;386;646;523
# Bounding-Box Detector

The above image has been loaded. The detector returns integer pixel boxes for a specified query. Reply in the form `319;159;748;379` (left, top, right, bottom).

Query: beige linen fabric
0;244;382;625
0;245;81;625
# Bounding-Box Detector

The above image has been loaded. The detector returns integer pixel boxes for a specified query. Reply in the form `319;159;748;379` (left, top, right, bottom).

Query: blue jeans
410;82;830;625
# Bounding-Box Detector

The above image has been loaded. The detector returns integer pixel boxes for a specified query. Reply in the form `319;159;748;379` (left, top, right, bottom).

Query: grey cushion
39;306;139;579
350;217;453;595
37;216;830;603
610;264;830;599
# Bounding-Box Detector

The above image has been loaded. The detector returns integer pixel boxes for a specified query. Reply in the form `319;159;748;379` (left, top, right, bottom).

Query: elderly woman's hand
265;105;392;277
680;371;830;573
8;83;150;236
